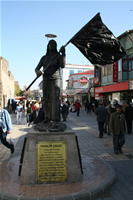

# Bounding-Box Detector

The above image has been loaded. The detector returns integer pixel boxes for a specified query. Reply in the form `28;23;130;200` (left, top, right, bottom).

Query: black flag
70;13;126;65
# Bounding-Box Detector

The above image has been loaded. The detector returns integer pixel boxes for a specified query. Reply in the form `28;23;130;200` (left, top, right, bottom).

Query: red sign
95;81;129;94
94;77;99;84
79;76;88;85
113;62;118;82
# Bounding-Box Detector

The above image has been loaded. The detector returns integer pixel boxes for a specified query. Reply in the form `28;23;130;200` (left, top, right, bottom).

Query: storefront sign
94;77;99;84
113;62;118;82
95;87;104;93
95;81;129;95
37;141;67;183
66;89;76;95
129;80;133;90
79;76;88;85
76;89;88;93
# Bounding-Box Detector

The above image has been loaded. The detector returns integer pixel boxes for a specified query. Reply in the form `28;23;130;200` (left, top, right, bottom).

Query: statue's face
48;40;57;50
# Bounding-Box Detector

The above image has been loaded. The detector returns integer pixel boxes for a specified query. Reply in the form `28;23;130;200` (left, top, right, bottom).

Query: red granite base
0;155;115;199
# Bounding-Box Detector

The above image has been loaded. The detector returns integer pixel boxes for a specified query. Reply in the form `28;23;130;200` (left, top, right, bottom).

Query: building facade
0;57;15;108
66;70;94;105
92;30;133;106
61;64;94;91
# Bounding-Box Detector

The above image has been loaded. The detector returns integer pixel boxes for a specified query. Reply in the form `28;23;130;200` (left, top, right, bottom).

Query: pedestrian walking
16;102;24;124
85;100;92;115
75;100;82;116
70;101;76;112
125;101;133;134
60;101;67;121
104;102;112;135
28;102;45;125
65;101;70;117
110;104;126;155
95;102;107;138
0;102;14;154
31;102;36;111
25;103;32;126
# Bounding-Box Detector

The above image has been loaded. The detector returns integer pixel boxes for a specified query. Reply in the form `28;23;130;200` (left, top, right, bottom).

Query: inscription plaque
37;141;67;183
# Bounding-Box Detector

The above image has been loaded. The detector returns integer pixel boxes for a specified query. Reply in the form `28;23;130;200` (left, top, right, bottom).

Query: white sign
129;80;133;90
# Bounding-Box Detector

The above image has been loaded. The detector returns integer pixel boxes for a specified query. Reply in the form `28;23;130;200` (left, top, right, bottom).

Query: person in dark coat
85;100;92;115
61;102;67;121
104;102;112;135
110;104;126;154
125;101;133;134
28;103;45;125
95;103;107;138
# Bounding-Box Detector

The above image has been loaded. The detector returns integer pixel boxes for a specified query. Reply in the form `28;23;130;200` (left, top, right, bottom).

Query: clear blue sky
1;0;133;90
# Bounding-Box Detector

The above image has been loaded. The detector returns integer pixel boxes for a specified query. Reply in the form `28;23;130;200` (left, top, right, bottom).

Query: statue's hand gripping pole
26;72;43;91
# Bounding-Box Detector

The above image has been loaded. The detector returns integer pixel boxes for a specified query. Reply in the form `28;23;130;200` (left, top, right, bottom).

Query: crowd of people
60;98;133;155
95;101;133;155
0;98;133;156
60;99;82;120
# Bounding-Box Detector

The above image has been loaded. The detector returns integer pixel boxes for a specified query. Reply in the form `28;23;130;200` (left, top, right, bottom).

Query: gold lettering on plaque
37;141;67;183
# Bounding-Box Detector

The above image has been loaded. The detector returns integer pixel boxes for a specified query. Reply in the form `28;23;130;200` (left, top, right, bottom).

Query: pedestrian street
0;109;133;200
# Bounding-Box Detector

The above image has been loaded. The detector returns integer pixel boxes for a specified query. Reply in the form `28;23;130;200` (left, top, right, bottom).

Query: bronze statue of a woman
35;40;66;123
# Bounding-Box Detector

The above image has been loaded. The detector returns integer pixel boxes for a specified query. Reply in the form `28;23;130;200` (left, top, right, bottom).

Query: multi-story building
0;57;15;108
61;64;94;91
91;30;133;106
65;70;94;105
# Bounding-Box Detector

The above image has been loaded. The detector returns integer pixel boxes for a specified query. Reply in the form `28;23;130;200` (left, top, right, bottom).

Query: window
102;66;107;76
95;68;98;77
118;60;121;72
129;60;132;71
69;70;74;76
108;65;112;75
78;70;82;73
122;59;128;71
129;58;133;71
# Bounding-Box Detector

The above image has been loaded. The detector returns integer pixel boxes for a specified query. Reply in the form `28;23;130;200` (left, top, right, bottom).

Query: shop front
75;89;89;107
95;81;129;105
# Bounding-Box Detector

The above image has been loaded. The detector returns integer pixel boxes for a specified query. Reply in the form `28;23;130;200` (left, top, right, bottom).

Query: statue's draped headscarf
46;39;57;55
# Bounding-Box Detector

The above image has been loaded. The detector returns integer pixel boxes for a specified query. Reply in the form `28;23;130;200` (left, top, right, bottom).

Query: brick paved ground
0;109;133;200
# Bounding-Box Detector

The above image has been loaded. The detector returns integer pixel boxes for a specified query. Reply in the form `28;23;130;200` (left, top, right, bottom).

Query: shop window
122;59;128;71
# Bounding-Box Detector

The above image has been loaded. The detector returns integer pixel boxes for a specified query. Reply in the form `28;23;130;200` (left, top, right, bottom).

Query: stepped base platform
0;154;116;200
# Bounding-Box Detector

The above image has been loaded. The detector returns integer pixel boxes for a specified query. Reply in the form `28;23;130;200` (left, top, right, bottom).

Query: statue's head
46;39;57;54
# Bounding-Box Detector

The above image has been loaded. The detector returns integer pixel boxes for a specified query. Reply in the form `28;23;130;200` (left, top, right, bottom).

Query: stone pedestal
19;126;82;185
